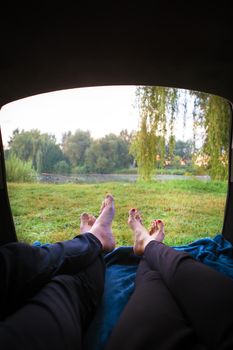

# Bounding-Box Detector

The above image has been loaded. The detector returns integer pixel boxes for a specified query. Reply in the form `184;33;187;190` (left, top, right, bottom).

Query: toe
100;194;114;213
156;219;164;229
149;220;157;234
135;212;142;223
106;193;114;202
81;212;89;221
104;194;114;208
88;215;96;225
129;208;137;218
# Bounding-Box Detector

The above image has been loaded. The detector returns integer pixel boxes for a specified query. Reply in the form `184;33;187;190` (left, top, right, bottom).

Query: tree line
5;128;134;175
4;126;197;177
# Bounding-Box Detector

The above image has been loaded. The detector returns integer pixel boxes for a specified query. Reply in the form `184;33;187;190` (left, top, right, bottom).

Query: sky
0;85;140;147
0;85;196;149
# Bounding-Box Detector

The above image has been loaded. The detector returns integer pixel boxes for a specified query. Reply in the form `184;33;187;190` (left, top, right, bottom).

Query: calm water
39;173;211;184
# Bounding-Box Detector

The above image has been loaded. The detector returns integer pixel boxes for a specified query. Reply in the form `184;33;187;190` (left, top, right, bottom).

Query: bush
72;165;88;174
5;154;37;182
53;160;71;175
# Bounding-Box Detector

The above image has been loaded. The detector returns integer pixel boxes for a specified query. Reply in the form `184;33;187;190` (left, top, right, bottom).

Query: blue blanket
83;234;233;350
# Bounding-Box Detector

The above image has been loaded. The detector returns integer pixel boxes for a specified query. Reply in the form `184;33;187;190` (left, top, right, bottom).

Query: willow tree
132;86;231;181
130;86;179;180
191;92;231;180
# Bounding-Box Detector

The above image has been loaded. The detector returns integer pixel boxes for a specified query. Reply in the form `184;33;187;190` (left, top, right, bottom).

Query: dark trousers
105;241;233;350
0;233;105;350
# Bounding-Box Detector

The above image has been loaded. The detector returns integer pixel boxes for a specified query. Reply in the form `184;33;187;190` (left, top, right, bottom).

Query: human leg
144;240;233;349
0;194;115;320
131;209;233;349
0;255;105;350
105;257;202;350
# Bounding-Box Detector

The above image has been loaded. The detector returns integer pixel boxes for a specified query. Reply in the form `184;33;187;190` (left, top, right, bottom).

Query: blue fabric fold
173;234;233;279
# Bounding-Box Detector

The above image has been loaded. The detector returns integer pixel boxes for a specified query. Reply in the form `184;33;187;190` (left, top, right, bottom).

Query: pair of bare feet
79;194;165;255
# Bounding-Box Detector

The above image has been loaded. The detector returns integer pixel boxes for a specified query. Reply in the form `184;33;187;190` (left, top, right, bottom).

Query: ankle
144;237;156;250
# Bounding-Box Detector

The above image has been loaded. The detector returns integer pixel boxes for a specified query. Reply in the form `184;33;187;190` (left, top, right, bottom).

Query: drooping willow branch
131;86;231;180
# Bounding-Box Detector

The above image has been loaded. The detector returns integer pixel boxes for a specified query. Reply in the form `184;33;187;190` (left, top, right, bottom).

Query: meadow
7;178;227;247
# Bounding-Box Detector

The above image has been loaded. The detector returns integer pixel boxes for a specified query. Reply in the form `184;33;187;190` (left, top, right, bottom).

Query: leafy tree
84;132;133;173
118;130;134;168
39;138;67;173
130;86;179;179
193;93;231;180
132;87;231;180
54;160;71;175
7;129;66;173
174;139;193;162
8;129;41;166
84;138;116;173
119;129;134;143
62;129;92;167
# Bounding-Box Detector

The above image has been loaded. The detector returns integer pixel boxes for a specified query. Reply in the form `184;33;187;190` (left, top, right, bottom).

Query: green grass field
7;179;227;247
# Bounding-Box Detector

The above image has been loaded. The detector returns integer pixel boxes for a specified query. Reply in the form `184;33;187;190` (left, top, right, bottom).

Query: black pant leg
0;255;105;350
144;240;233;349
105;258;203;350
0;232;102;319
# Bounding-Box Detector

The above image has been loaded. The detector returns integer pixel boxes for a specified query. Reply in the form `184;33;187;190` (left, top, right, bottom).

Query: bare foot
128;208;165;255
80;213;96;234
89;194;115;252
149;219;165;242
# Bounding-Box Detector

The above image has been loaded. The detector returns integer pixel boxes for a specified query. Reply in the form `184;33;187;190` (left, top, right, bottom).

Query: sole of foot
89;194;115;252
128;208;165;255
